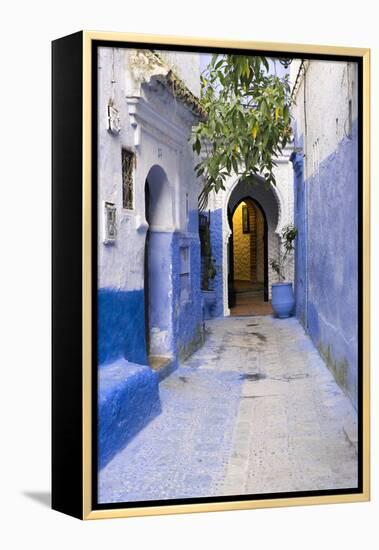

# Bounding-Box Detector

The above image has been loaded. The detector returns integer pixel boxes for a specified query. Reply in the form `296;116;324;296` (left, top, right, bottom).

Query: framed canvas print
52;31;370;520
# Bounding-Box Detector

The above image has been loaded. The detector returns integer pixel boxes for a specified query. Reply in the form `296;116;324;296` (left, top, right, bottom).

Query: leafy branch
192;54;292;202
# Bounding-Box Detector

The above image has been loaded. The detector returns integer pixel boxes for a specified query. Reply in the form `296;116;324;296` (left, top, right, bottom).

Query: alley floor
99;316;358;503
230;281;273;316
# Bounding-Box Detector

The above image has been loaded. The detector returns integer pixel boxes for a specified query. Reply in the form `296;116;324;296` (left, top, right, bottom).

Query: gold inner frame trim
81;30;370;520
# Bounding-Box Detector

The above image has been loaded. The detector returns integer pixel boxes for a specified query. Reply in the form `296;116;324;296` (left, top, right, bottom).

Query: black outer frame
52;32;364;520
52;31;83;519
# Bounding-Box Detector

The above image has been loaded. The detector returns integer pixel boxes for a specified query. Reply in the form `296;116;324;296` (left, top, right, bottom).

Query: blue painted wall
98;288;148;366
172;226;204;360
294;122;358;407
98;359;161;468
209;208;224;318
99;224;204;367
291;145;306;326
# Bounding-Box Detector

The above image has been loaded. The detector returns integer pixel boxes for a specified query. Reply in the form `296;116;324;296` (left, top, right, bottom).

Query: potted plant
269;223;298;318
199;213;217;318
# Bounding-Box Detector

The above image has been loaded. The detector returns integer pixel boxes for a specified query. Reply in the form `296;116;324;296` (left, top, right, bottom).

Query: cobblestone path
99;316;358;503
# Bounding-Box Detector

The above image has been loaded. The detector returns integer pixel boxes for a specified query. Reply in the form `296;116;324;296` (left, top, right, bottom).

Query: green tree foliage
193;54;292;201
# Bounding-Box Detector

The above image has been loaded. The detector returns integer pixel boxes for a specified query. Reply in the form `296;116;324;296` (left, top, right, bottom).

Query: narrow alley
99;315;358;503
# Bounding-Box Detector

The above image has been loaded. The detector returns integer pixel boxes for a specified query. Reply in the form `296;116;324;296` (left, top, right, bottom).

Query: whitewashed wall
97;47;202;292
290;59;358;178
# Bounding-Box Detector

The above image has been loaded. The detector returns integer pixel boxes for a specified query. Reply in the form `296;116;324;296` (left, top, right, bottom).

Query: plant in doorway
269;223;298;318
199;213;217;318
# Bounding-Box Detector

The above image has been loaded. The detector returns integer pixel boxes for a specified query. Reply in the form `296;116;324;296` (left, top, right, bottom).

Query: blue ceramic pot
271;282;295;318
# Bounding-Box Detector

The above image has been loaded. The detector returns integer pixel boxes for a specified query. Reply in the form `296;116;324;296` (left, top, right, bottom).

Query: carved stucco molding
125;96;189;151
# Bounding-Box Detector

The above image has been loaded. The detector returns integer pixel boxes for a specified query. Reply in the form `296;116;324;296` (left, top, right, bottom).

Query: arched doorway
223;176;283;317
144;165;174;369
228;197;271;316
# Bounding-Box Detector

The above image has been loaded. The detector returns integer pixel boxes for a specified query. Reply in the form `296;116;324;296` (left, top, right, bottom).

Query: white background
0;1;377;548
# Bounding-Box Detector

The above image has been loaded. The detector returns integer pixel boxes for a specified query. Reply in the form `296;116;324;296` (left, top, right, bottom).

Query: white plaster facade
97;47;203;293
290;59;358;179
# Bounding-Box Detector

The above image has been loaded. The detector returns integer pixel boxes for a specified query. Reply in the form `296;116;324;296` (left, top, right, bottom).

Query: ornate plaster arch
221;174;285;239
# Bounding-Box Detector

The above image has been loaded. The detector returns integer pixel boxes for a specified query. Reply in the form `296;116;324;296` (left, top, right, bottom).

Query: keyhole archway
222;174;284;317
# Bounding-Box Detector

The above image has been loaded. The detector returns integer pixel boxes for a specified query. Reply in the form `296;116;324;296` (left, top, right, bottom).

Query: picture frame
52;31;370;520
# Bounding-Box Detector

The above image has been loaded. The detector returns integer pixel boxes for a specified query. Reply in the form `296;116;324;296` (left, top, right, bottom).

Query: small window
121;149;135;209
103;201;117;245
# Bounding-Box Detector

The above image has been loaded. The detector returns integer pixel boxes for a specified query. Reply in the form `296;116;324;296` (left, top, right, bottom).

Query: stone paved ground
99;316;358;503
